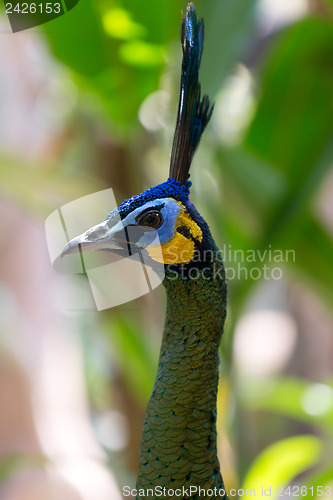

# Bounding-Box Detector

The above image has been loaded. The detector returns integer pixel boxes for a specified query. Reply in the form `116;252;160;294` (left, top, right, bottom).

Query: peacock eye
138;210;163;229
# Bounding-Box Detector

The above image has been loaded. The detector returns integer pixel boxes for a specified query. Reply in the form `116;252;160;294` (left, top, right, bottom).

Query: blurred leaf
304;464;333;500
120;0;180;45
244;17;333;247
242;378;333;433
42;0;166;129
290;215;333;306
216;146;287;240
242;435;322;495
43;0;109;77
40;0;259;130
199;0;257;97
246;18;333;178
102;8;147;40
119;41;164;67
215;17;333;311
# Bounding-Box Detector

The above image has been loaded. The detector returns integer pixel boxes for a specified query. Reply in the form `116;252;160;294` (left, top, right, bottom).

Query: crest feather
169;3;214;185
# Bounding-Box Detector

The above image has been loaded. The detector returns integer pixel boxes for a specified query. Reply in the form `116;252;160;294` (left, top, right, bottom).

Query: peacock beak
61;219;131;258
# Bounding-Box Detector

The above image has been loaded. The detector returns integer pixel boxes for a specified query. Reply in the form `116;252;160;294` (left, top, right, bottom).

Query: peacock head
62;3;215;272
61;177;213;269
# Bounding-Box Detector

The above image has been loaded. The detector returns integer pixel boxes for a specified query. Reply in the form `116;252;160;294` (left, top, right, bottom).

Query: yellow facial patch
146;202;202;264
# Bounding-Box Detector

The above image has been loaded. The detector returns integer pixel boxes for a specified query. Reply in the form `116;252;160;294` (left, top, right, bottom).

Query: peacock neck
136;243;228;499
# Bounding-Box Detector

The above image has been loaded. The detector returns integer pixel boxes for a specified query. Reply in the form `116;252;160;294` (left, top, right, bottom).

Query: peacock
62;3;228;499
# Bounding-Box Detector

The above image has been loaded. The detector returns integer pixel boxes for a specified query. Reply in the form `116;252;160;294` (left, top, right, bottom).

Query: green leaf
199;0;257;97
245;18;333;179
243;18;333;245
242;435;322;496
43;0;109;77
102;8;147;40
216;146;287;233
304;464;333;500
290;216;333;306
216;17;333;310
40;0;259;130
41;0;166;129
119;41;164;68
242;378;333;433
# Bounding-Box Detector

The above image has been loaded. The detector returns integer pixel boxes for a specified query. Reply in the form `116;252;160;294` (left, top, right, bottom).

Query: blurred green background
0;0;332;499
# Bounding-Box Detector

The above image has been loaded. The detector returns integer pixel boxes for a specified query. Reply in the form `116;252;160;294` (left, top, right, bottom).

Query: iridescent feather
169;2;214;184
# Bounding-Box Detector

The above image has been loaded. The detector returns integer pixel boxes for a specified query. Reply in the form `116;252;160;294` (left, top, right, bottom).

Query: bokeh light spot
119;41;164;68
102;8;146;40
301;383;333;416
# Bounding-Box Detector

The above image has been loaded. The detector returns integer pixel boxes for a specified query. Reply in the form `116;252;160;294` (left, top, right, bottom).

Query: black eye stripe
176;226;192;239
177;225;202;250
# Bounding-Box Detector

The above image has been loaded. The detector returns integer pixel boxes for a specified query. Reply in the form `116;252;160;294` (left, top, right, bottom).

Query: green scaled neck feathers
137;249;227;497
136;3;228;499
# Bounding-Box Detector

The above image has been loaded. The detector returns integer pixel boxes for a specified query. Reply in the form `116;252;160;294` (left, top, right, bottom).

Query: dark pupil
141;211;162;228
